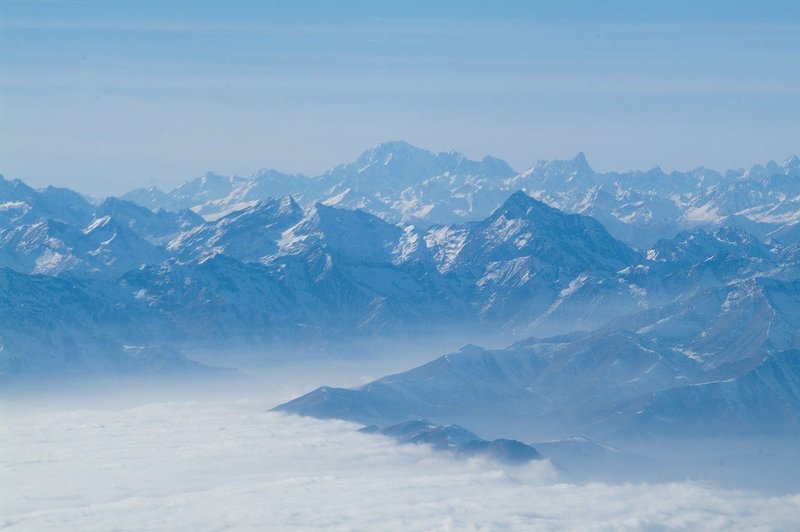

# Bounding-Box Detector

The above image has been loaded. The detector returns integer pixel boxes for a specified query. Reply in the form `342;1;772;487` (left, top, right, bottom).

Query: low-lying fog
3;399;799;531
2;347;800;530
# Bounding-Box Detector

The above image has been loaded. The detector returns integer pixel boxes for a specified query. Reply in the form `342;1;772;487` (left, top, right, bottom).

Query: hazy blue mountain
616;277;800;372
0;216;168;276
0;179;204;277
167;172;248;210
119;185;181;212
450;191;639;275
360;419;482;449
0;174;95;228
117;256;305;345
95;197;203;245
601;349;800;437
0;268;206;380
648;226;776;283
274;334;696;440
433;191;642;332
168;196;304;262
275;276;800;440
460;439;543;465
360;419;543;464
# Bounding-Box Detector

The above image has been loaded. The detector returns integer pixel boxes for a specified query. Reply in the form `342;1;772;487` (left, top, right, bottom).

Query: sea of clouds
2;399;799;531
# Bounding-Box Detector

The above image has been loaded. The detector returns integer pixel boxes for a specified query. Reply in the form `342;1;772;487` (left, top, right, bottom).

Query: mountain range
2;141;800;440
121;141;800;248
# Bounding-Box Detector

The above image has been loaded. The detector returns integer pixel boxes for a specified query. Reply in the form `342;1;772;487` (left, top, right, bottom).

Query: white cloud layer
2;400;799;531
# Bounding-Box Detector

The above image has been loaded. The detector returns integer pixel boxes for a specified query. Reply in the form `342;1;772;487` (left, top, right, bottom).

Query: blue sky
1;0;798;195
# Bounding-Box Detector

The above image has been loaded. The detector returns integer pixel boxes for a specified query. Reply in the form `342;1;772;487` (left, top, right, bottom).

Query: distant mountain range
2;141;800;439
120;141;800;248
